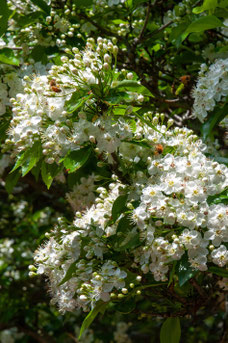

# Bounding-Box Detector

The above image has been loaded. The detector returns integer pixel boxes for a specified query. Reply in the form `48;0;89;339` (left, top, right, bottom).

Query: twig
151;20;173;36
78;13;121;40
135;1;152;44
190;278;207;299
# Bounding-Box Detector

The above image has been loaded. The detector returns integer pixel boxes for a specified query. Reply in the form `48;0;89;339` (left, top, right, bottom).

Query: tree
0;0;227;342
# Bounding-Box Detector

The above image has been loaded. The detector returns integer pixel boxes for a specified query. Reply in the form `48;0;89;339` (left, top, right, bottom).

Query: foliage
0;0;228;342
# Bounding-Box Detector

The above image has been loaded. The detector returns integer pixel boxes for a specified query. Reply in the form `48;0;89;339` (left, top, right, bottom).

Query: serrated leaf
79;301;108;339
30;0;50;13
177;253;197;287
201;104;228;139
21;143;42;176
184;15;223;36
65;91;92;113
169;22;190;43
58;261;77;286
63;147;91;173
11;151;30;173
41;161;62;189
5;169;21;193
112;216;140;251
112;80;141;90
11;142;42;175
105;90;131;104
208;266;228;278
0;48;20;66
160;318;181;343
112;194;128;221
31;159;42;181
118;229;140;250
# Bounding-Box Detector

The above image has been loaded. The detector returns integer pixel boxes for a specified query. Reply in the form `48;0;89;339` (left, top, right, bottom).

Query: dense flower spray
31;117;228;313
192;58;228;125
4;36;228;316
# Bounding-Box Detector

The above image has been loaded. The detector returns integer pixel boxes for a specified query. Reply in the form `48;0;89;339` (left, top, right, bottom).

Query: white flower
211;245;228;267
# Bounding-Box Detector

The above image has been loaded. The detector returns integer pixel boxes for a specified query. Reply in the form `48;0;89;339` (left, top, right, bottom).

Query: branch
135;1;152;44
151;20;173;36
78;12;121;40
190;278;207;299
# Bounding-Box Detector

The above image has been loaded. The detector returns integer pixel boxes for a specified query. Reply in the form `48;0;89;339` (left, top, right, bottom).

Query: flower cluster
33;182;129;313
66;174;96;212
33;117;228;312
192;58;228;124
8;0;82;52
7;38;137;163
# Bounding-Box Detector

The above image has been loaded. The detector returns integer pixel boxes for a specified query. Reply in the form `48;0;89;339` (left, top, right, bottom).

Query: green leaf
214;7;228;18
14;11;45;27
112;194;128;221
30;45;48;64
208;266;228;278
11;151;30;174
169;22;190;43
184;15;223;36
31;159;42;181
168;261;177;287
112;80;151;96
0;48;20;66
11;142;42;174
30;0;50;13
193;0;218;14
201;104;228;139
0;0;11;36
79;301;108;339
21;143;42;177
118;229;140;250
5;169;21;194
105;90;131;105
160;318;181;343
112;80;141;90
177;253;197;287
58;261;77;286
63;147;91;173
73;0;93;8
110;216;140;251
207;188;228;205
41;161;62;189
65;91;93;113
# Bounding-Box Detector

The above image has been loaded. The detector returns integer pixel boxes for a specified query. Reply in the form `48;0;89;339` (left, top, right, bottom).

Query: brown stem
135;1;152;44
190;278;207;299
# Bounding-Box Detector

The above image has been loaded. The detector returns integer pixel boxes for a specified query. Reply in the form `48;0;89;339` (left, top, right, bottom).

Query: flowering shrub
0;0;228;342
